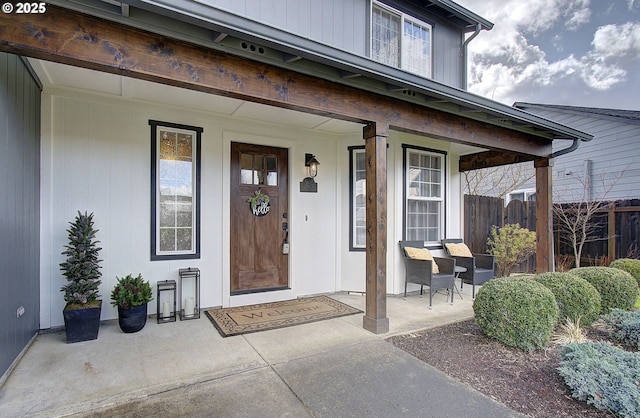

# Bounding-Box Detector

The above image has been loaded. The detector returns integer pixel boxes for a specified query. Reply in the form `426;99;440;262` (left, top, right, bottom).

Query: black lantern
300;153;320;192
305;153;320;178
178;267;200;320
157;280;177;323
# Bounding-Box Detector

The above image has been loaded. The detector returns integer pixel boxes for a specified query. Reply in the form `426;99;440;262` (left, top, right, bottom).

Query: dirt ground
388;320;618;418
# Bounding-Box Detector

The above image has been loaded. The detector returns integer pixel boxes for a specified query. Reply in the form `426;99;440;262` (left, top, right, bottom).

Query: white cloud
591;22;640;58
461;0;591;34
457;0;639;106
565;6;591;30
580;57;627;90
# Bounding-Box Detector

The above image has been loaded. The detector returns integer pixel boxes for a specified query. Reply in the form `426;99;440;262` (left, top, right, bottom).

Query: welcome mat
205;296;362;337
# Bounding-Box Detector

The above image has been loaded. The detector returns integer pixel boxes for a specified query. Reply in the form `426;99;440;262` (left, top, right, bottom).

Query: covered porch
0;4;590;336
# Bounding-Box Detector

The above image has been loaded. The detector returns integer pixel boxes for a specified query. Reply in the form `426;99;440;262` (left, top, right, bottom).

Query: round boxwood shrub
609;258;640;288
569;267;639;314
534;272;601;326
473;277;559;351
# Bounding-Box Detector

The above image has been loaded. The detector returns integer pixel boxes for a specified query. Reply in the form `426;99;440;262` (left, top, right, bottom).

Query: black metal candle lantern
157;279;177;324
178;267;200;320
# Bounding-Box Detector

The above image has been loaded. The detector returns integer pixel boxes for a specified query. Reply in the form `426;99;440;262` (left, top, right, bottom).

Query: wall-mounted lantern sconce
300;153;320;193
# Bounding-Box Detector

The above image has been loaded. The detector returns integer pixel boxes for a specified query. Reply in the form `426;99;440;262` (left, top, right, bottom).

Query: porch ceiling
26;58;489;155
28;59;361;135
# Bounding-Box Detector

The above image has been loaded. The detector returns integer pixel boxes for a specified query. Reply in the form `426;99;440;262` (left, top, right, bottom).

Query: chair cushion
445;242;473;258
404;247;439;273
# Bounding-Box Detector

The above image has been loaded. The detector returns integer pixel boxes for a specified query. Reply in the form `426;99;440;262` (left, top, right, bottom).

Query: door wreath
248;189;270;217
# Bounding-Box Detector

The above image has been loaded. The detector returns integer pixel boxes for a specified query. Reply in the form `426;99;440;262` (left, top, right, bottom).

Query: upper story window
371;2;432;78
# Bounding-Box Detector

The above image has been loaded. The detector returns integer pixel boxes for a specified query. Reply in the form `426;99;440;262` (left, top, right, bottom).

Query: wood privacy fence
463;195;640;272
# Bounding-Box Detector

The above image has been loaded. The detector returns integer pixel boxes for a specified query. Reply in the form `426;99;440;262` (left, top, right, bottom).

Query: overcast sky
456;0;640;110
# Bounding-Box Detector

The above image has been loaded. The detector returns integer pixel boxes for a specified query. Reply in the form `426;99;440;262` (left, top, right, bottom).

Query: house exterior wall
212;0;369;56
40;88;338;327
168;0;467;88
339;131;463;295
519;107;640;203
38;83;464;328
0;53;40;378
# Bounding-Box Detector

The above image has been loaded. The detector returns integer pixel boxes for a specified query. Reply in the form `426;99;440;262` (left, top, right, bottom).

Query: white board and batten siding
41;88;345;327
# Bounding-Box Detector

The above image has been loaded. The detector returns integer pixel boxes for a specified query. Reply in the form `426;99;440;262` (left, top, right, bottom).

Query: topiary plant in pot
60;211;103;343
111;274;153;333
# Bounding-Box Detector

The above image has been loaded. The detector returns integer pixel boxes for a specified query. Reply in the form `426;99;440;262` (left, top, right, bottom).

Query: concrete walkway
0;291;523;417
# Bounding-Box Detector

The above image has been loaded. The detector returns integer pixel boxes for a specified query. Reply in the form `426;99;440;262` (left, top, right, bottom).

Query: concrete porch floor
0;288;522;418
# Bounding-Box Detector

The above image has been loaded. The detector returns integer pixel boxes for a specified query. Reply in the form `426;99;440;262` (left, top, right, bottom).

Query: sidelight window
349;147;366;250
150;120;202;260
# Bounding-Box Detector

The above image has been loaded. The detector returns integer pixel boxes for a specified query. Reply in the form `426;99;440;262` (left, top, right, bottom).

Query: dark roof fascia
426;0;494;31
384;0;493;32
48;0;590;143
514;102;640;126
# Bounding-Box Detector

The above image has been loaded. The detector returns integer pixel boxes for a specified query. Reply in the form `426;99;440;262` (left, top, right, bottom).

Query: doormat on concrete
205;296;362;337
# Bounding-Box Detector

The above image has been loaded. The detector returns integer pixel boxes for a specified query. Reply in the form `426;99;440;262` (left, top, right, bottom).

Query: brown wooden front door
230;142;289;294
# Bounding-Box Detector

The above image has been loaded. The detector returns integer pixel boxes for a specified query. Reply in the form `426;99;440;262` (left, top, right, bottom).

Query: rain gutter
461;23;482;89
551;137;581;158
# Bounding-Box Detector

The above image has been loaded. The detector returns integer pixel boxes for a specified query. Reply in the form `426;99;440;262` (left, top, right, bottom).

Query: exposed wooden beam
535;158;554;273
459;150;537;171
0;5;552;157
363;122;389;334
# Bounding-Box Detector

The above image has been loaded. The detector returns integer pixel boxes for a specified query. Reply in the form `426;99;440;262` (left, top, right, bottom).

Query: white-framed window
505;188;536;206
371;1;432;78
349;146;366;250
404;145;445;244
150;120;202;260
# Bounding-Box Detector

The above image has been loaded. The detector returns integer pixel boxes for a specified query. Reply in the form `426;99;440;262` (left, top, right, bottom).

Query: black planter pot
63;301;102;343
118;304;148;333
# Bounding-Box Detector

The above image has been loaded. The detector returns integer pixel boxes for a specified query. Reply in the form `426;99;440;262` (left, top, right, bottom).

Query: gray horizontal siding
192;0;465;87
527;107;640;202
210;0;369;56
0;52;40;379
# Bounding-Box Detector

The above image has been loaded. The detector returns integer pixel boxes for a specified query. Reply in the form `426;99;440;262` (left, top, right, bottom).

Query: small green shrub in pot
110;274;153;309
534;272;601;326
609;258;640;287
60;211;103;309
558;341;640;417
473;277;559;351
569;267;639;314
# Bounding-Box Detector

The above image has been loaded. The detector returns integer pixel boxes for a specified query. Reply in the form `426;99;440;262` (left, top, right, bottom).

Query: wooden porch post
535;158;554;273
363;122;389;334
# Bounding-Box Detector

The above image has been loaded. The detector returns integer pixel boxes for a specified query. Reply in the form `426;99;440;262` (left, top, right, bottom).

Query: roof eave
50;0;588;143
427;0;494;31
